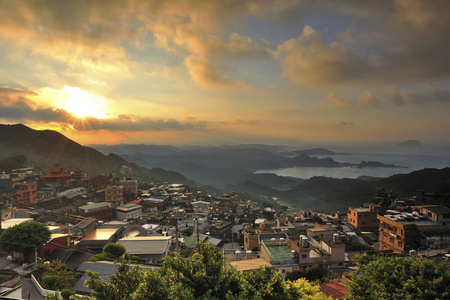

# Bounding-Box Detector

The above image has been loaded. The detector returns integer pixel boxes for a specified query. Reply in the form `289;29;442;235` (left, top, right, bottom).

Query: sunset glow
62;87;109;119
0;1;449;146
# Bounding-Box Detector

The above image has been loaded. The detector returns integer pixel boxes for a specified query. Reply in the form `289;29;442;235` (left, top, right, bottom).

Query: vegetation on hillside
82;242;331;300
345;253;450;299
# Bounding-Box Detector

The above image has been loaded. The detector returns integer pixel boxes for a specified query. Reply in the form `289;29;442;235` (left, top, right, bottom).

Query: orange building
347;206;380;229
378;207;450;253
16;182;38;204
42;163;72;183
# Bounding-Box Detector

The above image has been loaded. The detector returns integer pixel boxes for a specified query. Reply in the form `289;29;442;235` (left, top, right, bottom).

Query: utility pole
34;247;38;270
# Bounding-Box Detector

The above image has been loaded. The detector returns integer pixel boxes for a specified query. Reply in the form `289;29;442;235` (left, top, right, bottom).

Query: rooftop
118;236;171;255
229;258;272;272
421;205;450;215
83;228;119;241
264;244;293;261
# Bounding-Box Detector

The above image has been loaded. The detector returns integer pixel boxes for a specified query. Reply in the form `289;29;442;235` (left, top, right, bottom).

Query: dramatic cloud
385;86;450;106
326;87;450;109
275;26;369;87
73;115;207;132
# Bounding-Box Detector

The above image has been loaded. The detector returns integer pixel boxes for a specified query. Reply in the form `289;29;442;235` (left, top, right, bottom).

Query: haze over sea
257;144;450;180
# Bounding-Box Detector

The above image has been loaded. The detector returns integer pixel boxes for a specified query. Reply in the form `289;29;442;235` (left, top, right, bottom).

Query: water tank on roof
302;236;308;247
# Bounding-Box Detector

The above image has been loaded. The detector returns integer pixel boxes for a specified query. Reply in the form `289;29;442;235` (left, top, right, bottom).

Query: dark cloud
73;115;207;131
385;86;450;106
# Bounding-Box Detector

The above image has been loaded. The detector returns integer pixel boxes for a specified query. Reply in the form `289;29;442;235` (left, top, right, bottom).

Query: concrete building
115;203;142;221
118;236;172;263
79;202;112;221
378;206;450;253
100;185;124;206
15;181;37;204
347;206;380;230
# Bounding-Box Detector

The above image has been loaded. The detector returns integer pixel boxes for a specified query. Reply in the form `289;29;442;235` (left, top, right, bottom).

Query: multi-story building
115;203;142;221
347;206;380;230
118;179;138;197
16;181;38;204
258;234;346;277
378;205;450;253
97;185;123;206
79;202;112;221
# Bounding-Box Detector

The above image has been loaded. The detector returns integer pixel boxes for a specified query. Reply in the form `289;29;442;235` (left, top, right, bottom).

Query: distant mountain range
1;124;449;212
92;144;403;187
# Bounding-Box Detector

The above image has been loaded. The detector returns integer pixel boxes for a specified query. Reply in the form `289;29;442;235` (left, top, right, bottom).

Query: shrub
42;275;59;290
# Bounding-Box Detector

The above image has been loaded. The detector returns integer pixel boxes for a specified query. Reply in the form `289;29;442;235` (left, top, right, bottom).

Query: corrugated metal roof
118;236;171;255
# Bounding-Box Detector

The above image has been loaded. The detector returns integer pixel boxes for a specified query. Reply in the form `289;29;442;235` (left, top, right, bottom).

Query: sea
256;145;450;180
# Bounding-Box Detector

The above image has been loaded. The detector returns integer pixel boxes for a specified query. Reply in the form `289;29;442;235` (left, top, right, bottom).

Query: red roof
320;281;349;299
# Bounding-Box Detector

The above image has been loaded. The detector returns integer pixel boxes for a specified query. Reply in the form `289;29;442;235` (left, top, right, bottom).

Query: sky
0;0;449;147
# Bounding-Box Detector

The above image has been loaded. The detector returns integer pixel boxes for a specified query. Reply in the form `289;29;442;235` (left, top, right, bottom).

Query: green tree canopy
84;241;330;300
0;221;51;261
345;253;450;299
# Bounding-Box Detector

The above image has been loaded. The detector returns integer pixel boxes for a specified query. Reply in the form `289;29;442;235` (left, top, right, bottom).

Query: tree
39;260;78;291
84;241;330;300
89;242;137;262
0;221;51;261
345;253;450;299
285;265;328;282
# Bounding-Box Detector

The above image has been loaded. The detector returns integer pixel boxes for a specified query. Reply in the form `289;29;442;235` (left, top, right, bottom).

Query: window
302;254;307;258
398;241;402;247
390;237;394;243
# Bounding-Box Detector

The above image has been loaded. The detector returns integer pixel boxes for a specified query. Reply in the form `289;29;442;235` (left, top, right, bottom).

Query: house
1;218;33;231
118;179;138;197
79;202;112;221
347;206;380;230
115;203;142;221
118;236;172;263
41;234;71;260
71;218;98;239
378;207;450;253
15;181;37;204
97;185;123;206
76;223;124;251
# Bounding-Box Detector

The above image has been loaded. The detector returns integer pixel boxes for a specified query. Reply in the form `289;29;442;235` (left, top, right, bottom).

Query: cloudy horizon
1;1;449;146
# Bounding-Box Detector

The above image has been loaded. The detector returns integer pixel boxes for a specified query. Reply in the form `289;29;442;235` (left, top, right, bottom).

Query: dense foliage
40;260;78;291
345;253;450;299
0;221;51;261
0;155;27;173
285;265;328;282
89;243;130;262
84;242;331;300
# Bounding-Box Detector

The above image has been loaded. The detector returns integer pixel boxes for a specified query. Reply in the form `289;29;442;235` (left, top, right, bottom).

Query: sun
63;86;108;119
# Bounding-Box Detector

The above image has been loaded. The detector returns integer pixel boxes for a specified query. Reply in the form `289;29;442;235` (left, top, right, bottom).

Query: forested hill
0;124;187;183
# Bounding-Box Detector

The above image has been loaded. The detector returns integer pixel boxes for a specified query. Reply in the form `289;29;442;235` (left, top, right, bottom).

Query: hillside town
0;163;449;299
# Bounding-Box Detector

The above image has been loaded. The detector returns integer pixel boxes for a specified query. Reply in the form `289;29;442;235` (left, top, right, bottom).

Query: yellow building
97;185;123;206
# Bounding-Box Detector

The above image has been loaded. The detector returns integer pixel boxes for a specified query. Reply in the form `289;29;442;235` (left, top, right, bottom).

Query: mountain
286;148;349;156
226;168;450;212
0;124;187;183
397;140;422;147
